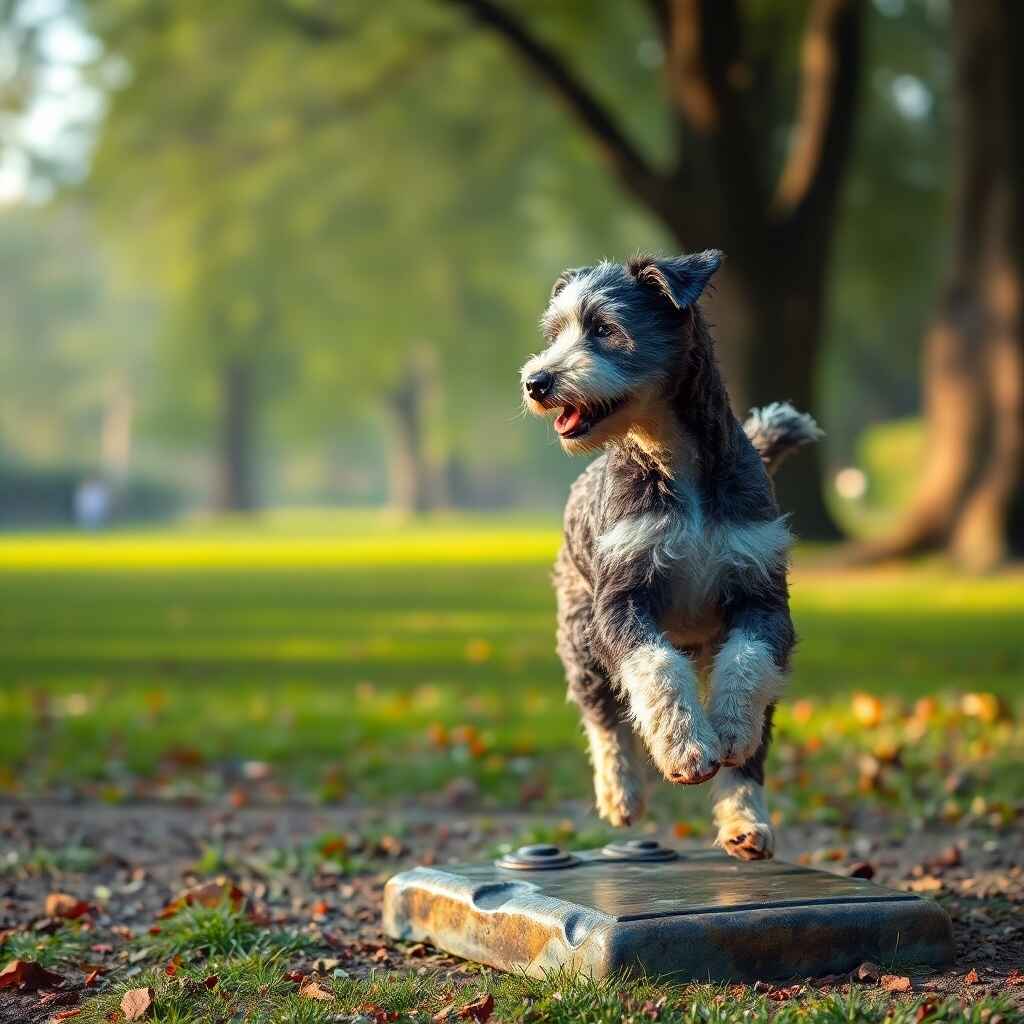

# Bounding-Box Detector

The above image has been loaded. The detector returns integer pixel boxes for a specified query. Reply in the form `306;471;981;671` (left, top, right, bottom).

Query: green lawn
0;514;1021;827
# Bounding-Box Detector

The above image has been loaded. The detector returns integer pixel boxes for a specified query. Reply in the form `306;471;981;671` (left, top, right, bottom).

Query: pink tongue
556;406;582;434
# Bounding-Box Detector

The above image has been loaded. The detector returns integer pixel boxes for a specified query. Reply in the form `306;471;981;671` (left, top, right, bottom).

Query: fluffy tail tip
743;402;823;475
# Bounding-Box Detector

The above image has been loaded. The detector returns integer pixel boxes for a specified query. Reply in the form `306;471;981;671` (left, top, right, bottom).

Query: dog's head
520;250;722;452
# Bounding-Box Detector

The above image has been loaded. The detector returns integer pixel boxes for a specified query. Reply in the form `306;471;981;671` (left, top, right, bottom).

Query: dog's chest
595;489;792;621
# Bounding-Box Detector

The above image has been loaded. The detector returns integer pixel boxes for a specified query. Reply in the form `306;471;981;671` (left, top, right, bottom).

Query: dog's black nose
525;371;554;401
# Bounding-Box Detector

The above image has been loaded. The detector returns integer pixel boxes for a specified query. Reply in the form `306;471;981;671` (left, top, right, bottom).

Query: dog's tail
743;402;823;477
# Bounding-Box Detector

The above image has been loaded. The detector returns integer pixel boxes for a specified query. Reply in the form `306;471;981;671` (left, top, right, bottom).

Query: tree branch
442;0;671;222
772;0;865;232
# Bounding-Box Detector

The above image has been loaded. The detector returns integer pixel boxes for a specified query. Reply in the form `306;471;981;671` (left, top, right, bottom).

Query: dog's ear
549;266;588;301
629;250;723;309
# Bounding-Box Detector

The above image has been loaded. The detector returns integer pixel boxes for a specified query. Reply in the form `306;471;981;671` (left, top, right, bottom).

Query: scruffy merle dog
520;250;820;861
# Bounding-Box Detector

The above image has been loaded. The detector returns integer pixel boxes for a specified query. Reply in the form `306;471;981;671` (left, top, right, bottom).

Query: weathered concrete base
383;842;954;982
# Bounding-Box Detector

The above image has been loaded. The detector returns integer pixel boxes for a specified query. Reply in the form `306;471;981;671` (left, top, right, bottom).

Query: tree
438;0;866;537
851;0;1024;571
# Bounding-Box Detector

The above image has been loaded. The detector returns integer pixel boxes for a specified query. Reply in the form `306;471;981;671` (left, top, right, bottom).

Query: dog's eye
593;323;613;338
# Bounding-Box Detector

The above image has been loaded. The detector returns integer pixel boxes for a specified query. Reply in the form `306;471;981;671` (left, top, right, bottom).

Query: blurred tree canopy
7;0;1005;550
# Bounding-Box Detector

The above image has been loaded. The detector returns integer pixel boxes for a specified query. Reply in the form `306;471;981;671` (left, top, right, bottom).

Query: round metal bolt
601;838;679;862
495;843;580;870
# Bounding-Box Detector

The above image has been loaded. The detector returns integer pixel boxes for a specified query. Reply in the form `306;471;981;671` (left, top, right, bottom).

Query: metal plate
383;845;953;981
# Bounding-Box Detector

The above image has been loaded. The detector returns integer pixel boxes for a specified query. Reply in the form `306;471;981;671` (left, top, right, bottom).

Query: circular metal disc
496;843;579;870
601;838;679;862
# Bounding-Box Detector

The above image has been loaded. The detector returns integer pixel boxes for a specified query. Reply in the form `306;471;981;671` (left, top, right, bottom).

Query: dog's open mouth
554;397;627;439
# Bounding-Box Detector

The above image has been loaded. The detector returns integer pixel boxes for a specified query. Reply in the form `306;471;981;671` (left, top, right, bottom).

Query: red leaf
0;960;65;992
45;894;90;920
203;975;219;990
458;993;495;1022
121;986;155;1021
52;1011;82;1022
964;969;980;984
882;975;913;993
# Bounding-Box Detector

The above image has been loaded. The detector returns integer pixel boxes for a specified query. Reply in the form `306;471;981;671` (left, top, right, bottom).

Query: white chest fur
596;492;792;614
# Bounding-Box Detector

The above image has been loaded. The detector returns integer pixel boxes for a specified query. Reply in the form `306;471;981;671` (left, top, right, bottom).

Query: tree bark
850;0;1024;571
388;346;441;517
215;358;257;513
445;0;865;539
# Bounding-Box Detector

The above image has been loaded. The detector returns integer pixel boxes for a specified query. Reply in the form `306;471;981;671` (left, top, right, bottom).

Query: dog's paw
650;717;721;786
716;816;774;861
708;706;763;768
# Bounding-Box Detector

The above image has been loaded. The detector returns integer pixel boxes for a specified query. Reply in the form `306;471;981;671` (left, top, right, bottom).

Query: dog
520;250;820;860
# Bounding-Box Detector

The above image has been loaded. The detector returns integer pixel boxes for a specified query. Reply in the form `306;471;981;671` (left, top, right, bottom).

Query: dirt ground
1;800;1022;1022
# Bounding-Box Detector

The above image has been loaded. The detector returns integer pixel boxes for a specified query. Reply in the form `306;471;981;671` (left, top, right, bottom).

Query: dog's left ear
629;250;723;309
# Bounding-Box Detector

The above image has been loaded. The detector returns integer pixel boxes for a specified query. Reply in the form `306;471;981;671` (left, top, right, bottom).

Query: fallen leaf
45;894;90;920
83;970;101;987
310;900;329;919
916;999;939;1021
52;1011;82;1022
203;975;219;990
371;947;391;963
0;960;64;992
407;943;430;958
121;986;154;1020
856;962;881;983
852;692;884;727
964;969;980;984
298;977;333;1002
1007;969;1024;986
158;879;243;918
882;975;913;993
433;1004;457;1023
458;993;494;1022
908;876;943;893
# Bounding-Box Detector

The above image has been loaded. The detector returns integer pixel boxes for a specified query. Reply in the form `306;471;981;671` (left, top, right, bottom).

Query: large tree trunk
448;0;864;539
214;358;256;513
388;346;441;517
850;0;1024;571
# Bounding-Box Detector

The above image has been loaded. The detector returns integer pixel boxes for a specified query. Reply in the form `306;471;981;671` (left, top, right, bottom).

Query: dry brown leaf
882;975;912;993
158;879;243;919
83;970;101;987
297;978;333;1002
51;1011;82;1022
0;959;65;992
121;986;155;1020
433;1003;457;1022
458;993;495;1022
908;876;943;893
203;975;219;990
1007;969;1024;986
964;969;980;984
45;894;90;920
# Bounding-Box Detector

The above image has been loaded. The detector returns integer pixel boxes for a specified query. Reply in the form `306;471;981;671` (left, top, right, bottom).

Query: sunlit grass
73;956;1021;1024
0;514;1020;821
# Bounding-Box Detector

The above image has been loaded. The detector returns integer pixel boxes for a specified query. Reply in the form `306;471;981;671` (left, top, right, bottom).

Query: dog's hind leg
711;705;775;860
555;546;644;827
584;714;644;828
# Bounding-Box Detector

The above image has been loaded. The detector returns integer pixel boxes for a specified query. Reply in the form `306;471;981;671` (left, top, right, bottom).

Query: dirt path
1;800;1021;1021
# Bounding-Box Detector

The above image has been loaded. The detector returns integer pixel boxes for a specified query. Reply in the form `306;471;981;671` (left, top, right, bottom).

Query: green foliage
142;902;312;960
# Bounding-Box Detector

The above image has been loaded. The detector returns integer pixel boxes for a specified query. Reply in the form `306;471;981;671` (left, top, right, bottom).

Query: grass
72;955;1021;1024
0;513;1021;827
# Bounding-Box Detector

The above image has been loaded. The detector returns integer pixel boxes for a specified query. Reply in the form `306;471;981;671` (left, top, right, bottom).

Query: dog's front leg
707;597;793;769
593;590;721;785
